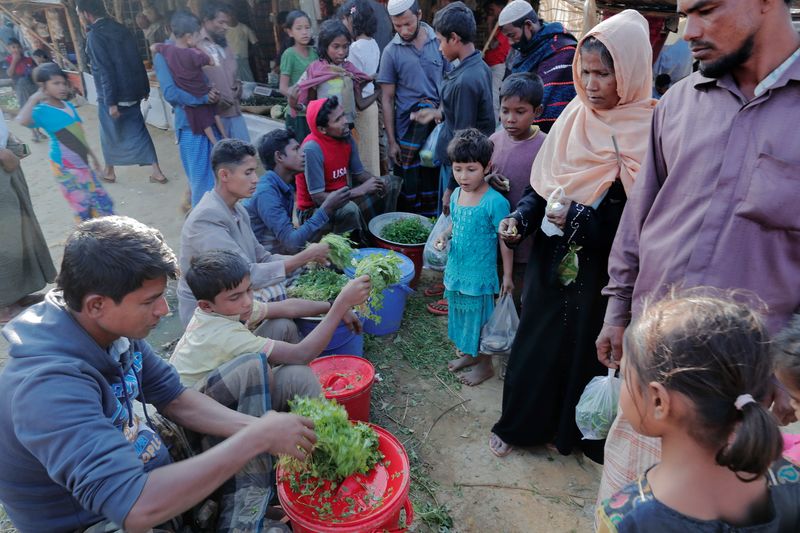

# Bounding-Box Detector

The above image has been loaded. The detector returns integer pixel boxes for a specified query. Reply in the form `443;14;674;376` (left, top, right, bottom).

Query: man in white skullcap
498;0;577;132
377;0;448;217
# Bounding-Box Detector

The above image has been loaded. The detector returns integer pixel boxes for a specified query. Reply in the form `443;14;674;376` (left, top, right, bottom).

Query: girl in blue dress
435;129;513;386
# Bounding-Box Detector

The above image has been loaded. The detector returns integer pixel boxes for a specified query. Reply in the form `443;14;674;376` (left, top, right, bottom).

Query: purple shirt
603;57;800;333
489;128;547;264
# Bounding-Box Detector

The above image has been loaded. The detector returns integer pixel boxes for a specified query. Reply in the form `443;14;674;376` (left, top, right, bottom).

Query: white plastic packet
541;186;565;237
423;214;451;271
575;368;621;440
479;294;520;355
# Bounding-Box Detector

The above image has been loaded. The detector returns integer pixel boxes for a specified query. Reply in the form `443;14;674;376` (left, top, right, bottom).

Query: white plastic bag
419;123;443;168
575;369;621;440
479;294;520;355
423;213;451;271
541;186;566;237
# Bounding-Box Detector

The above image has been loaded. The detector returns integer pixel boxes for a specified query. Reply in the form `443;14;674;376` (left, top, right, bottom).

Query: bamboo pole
481;21;499;56
62;0;87;73
0;3;78;70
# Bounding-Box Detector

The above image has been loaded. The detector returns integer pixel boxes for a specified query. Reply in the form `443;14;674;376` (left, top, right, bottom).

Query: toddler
153;10;226;145
435;128;512;386
597;292;800;531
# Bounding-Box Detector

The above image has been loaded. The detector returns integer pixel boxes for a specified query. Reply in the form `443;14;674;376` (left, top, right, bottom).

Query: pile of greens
380;217;431;245
287;268;347;302
320;233;356;270
279;397;382;482
353;252;403;323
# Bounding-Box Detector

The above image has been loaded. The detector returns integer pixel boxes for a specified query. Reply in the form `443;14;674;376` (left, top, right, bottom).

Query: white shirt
347;37;380;97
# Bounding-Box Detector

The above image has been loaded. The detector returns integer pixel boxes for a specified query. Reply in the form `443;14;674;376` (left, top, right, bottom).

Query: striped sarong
396;101;440;217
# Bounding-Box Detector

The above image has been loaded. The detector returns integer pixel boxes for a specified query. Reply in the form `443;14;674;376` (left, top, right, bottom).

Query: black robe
492;180;626;463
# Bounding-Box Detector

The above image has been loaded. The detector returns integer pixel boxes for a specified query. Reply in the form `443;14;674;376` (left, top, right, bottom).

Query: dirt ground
0;106;600;532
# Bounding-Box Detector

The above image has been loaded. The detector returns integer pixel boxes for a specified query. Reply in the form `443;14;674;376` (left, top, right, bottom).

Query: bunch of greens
279;397;382;482
320;233;356;270
287;268;348;301
353;252;403;323
380;217;431;244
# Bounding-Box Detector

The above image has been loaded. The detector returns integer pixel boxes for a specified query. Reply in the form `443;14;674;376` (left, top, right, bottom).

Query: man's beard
400;20;421;43
511;28;531;52
697;34;754;79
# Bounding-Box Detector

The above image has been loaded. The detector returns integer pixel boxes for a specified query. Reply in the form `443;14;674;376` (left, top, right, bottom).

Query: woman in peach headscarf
489;10;655;462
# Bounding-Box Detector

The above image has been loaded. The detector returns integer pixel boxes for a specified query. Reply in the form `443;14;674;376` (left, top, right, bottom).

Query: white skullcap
498;0;535;26
387;0;415;16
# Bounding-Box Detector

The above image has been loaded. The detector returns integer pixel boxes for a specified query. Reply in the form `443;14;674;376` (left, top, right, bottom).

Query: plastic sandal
426;299;448;315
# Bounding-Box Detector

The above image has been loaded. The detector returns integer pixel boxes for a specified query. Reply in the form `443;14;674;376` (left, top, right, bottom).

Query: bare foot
459;355;494;386
102;168;117;183
489;432;513;457
448;351;478;372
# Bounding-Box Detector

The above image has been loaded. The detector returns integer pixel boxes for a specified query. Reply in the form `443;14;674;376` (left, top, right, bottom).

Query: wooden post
271;0;280;63
0;4;78;70
62;0;87;74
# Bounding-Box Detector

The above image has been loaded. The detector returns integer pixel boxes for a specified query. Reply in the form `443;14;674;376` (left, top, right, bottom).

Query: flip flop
150;174;169;184
489;433;513;458
427;298;448;315
424;283;445;297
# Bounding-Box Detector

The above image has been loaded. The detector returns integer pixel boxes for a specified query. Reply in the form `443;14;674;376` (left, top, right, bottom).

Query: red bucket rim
310;355;376;399
277;424;411;530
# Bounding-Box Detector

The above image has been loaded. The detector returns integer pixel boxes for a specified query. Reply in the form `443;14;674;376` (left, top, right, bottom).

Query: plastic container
344;248;415;336
368;212;432;288
309;355;376;422
296;317;364;357
277;424;413;533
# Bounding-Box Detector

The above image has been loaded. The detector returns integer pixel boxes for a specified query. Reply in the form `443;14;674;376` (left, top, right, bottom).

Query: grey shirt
177;189;287;326
303;137;364;195
603;56;800;333
377;22;446;141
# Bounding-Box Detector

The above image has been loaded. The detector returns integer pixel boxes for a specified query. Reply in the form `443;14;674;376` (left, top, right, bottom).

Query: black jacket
85;18;150;105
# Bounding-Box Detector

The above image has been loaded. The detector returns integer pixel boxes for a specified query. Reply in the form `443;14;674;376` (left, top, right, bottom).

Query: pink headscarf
530;10;656;205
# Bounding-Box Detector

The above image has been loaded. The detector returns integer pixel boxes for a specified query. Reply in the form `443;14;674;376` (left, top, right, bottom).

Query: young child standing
279;10;318;143
6;38;41;142
290;19;376;130
597;293;800;532
17;63;113;221
171;249;370;387
436;129;512;386
489;72;546;305
153;10;226;145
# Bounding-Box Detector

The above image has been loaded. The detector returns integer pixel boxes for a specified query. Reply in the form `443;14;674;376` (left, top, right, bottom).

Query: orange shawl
530;10;656;206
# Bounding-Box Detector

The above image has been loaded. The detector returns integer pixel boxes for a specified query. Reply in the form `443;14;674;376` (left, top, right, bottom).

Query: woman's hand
546;200;572;230
500;274;514;298
498;217;521;245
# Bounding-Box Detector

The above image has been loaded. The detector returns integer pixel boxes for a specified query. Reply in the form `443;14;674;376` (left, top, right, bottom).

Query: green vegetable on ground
278;397;382;482
353;252;403;323
380;217;431;244
320;233;356;270
287;268;348;301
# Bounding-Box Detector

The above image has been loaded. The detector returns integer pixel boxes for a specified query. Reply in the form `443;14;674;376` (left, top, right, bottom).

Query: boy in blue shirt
246;128;350;253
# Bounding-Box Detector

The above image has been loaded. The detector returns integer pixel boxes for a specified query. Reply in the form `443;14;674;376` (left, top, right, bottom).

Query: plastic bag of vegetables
575;369;621;440
423;214;451;271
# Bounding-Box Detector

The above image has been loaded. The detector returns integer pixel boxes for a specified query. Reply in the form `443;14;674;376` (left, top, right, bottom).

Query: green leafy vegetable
287;268;348;301
279;397;382;482
320;233;356;270
353;252;403;323
380;217;431;244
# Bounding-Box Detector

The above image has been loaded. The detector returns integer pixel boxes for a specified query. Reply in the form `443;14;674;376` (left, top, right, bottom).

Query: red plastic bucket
368;213;432;288
277;424;413;533
310;355;376;422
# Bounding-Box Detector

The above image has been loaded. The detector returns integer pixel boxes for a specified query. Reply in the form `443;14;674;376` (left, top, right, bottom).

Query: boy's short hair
201;1;231;22
316;96;340;129
655;73;671;88
33;62;66;84
57;216;179;311
211;139;257;174
7;37;20;47
76;0;107;17
32;49;49;59
447;128;493;168
170;10;200;37
257;128;297;170
500;72;544;108
432;1;476;44
186;249;249;302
